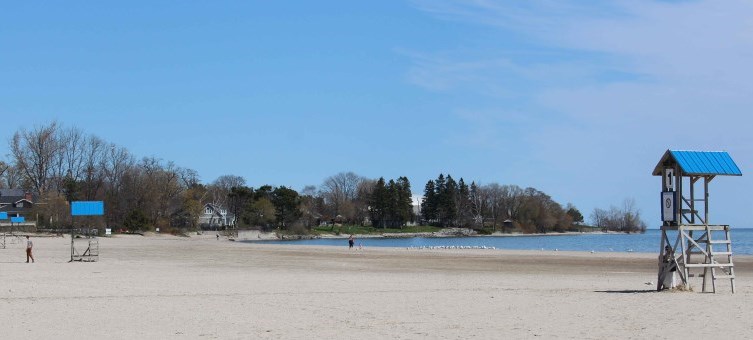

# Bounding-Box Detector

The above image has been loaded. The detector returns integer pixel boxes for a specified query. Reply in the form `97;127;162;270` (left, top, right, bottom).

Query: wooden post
690;177;696;224
70;230;74;262
657;230;667;291
704;177;710;226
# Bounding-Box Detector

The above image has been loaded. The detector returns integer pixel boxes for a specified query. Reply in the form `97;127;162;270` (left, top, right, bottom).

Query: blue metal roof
653;150;742;176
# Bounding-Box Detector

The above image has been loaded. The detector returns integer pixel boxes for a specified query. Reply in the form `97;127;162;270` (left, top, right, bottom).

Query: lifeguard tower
653;150;742;293
69;201;104;262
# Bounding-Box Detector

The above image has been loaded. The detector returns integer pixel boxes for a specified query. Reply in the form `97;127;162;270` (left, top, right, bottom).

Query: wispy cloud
407;0;753;224
408;0;753;138
410;0;623;34
400;49;520;94
401;48;631;97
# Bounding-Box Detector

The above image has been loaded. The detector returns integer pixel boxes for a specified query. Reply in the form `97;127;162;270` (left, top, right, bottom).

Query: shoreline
268;228;623;240
244;230;665;255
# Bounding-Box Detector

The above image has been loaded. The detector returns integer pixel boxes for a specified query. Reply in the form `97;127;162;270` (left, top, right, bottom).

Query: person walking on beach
348;234;355;249
25;236;34;263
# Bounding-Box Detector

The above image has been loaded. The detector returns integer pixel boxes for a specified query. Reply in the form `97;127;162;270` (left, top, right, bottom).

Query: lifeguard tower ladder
654;150;742;293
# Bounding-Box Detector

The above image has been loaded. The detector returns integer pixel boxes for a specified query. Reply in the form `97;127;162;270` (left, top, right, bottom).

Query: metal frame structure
70;228;99;262
0;225;17;249
69;200;105;263
653;150;742;293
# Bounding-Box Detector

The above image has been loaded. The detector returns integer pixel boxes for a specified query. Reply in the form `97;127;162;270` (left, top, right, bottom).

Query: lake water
245;228;753;255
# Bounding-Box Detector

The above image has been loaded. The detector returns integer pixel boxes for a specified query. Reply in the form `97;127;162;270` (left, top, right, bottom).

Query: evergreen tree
434;174;446;199
369;177;388;228
271;186;301;229
421;180;437;223
387;179;399;227
439;175;458;227
396;176;413;227
456;178;472;227
369;176;413;228
123;209;149;231
228;186;254;228
565;204;584;224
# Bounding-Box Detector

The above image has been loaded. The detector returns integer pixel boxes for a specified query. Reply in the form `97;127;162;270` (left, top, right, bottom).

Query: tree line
590;199;647;233
421;173;584;233
1;122;646;233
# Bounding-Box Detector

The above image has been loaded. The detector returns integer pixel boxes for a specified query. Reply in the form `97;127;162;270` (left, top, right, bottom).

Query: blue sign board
11;216;25;223
0;212;7;220
71;201;105;216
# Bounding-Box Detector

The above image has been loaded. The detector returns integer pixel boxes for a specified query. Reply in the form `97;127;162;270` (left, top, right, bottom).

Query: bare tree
301;185;317;197
179;168;200;188
101;144;135;226
212;175;246;191
355;179;376;226
590;198;647;233
299;185;321;228
469;182;487;228
1;163;23;189
10;122;63;194
500;185;524;222
0;160;9;188
53;127;86;190
129;158;187;228
32;191;70;227
208;175;246;207
5;121;210;231
159;161;185;227
103;144;134;193
483;183;504;231
79;135;108;200
320;171;365;222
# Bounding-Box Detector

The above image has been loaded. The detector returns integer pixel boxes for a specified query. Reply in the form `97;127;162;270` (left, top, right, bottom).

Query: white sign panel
664;168;675;191
661;191;676;222
105;228;112;235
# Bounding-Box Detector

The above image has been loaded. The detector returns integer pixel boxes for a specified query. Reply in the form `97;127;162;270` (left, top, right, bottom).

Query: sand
1;233;751;339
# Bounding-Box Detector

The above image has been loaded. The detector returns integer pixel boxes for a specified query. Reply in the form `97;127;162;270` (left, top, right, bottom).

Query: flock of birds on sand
406;245;497;250
405;246;636;253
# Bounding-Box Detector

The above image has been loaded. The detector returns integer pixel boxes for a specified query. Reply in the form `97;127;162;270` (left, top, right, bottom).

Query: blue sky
1;1;752;227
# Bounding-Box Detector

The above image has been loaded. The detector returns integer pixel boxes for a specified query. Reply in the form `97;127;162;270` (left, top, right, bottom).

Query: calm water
246;228;753;255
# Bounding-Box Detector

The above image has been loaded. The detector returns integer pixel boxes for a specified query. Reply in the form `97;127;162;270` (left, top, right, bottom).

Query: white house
198;203;235;229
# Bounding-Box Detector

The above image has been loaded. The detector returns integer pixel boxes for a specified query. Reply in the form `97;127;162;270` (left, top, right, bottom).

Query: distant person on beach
25;236;34;263
216;233;219;240
348;235;355;249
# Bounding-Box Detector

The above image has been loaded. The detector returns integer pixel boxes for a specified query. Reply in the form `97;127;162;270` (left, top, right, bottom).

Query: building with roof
198;203;235;229
0;189;36;223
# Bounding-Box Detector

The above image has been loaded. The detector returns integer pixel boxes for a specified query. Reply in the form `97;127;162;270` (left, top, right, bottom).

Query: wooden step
711;251;733;256
709;240;731;244
684;263;733;268
713;275;735;280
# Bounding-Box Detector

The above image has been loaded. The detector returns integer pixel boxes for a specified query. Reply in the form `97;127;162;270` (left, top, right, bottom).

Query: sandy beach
1;234;751;339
